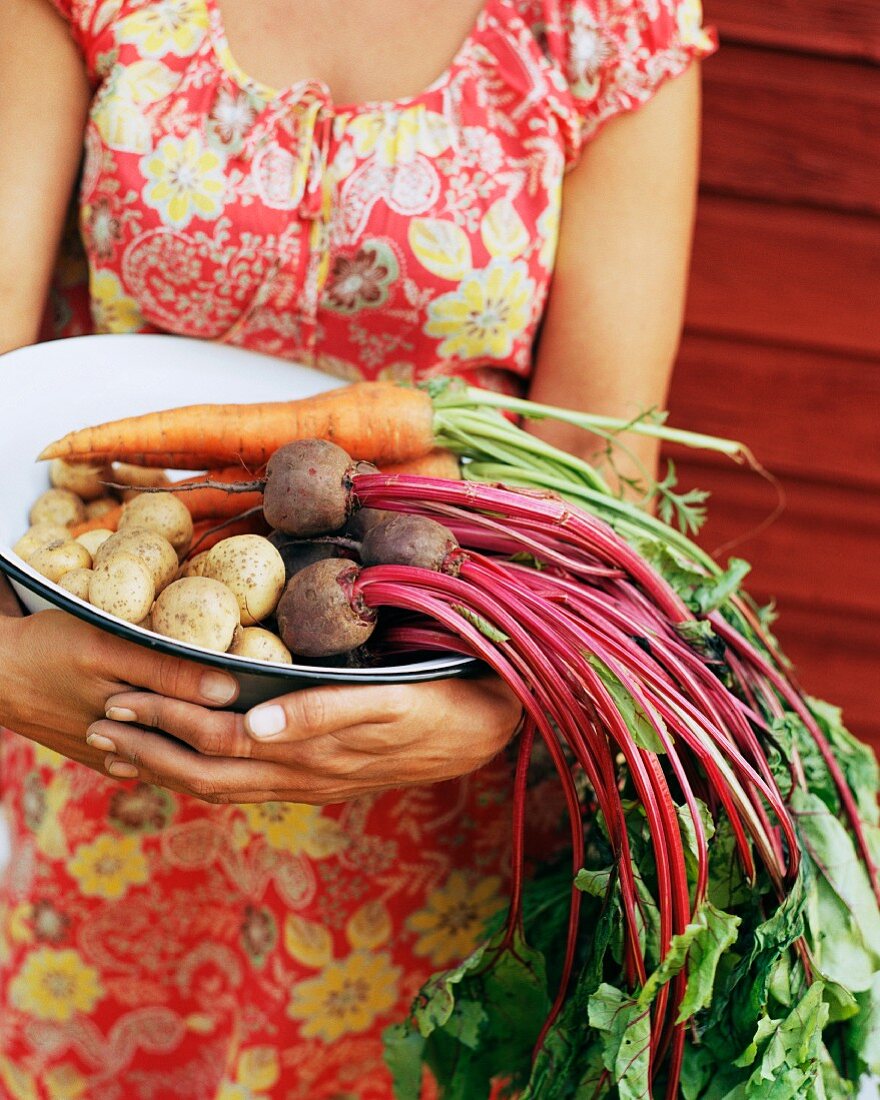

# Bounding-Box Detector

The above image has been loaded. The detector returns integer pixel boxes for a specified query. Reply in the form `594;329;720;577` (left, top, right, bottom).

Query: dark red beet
360;513;461;573
276;558;377;657
263;440;355;536
344;507;392;541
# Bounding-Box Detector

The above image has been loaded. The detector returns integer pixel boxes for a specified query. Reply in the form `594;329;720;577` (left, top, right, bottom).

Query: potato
75;528;115;558
58;568;94;600
50;459;111;502
112;463;172;503
203;535;285;626
134;611;153;632
228;626;293;664
119;493;193;555
29;541;92;583
85;497;118;521
152;577;240;652
178;551;210;579
29;488;86;528
94;527;178;592
89;554;155;623
13;523;71;562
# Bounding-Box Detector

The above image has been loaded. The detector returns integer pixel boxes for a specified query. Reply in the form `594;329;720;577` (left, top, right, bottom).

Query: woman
0;0;714;1095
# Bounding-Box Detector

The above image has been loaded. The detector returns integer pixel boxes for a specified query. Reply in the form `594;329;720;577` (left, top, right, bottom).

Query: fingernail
106;757;138;779
106;707;137;722
201;671;237;705
246;704;286;739
86;732;117;753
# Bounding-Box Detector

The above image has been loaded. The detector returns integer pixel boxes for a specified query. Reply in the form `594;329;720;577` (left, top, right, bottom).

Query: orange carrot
38;382;436;470
70;505;125;537
188;512;271;555
172;466;266;519
381;448;461;480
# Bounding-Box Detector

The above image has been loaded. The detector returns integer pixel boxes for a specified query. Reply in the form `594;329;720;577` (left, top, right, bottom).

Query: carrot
381;448;461;480
188;511;271;555
172;466;266;519
38;382;436;470
70;505;125;537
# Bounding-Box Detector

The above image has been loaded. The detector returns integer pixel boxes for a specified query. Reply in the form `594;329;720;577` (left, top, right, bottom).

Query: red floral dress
0;1;714;1096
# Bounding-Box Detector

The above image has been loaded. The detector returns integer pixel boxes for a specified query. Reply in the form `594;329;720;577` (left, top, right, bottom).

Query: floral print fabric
2;0;714;1095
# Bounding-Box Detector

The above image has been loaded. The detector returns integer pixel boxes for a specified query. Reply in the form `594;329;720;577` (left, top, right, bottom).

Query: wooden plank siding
708;0;880;61
665;4;879;746
701;46;880;215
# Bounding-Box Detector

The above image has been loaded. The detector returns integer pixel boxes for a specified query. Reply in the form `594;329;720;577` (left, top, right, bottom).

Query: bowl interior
0;334;476;704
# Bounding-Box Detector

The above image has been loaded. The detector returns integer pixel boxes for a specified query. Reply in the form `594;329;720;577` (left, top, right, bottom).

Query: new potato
152;577;240;652
203;535;285;625
88;554;155;623
29;541;92;583
94;528;178;593
29;488;86;528
119;493;193;555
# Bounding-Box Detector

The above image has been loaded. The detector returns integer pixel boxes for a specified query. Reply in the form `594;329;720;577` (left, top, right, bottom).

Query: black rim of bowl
0;552;478;685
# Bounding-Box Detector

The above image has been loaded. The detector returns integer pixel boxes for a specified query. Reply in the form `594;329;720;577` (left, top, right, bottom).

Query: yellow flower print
348;107;453;167
407;870;505;966
216;1046;280;1100
676;0;715;51
242;803;348;858
286;950;401;1042
44;1064;88;1099
9;947;103;1022
66;834;149;900
0;1055;38;1100
536;200;561;271
117;0;209;58
425;261;535;361
90;269;144;334
141;133;226;229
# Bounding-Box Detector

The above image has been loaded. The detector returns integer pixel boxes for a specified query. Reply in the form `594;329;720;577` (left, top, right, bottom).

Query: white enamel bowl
0;334;475;709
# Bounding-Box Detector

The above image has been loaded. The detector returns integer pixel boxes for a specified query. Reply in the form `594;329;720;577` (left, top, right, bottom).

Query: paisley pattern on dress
2;0;714;1095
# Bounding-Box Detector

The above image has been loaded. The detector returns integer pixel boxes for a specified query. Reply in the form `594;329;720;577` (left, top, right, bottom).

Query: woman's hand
85;676;522;804
0;609;239;772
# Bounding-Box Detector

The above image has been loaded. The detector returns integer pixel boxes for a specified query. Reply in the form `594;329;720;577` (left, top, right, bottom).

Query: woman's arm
0;0;90;353
86;68;705;802
0;3;261;770
528;63;702;494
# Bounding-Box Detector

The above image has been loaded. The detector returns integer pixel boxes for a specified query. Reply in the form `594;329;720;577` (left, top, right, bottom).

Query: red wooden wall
666;1;880;744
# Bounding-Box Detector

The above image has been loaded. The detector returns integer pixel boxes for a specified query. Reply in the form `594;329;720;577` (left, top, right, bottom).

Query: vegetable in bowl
20;376;880;1096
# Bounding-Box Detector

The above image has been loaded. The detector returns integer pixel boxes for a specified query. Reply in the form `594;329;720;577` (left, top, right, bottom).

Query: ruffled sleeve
530;0;717;167
47;0;102;82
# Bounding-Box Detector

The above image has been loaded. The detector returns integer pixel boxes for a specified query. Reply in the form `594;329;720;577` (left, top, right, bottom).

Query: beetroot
360;513;461;573
262;440;359;536
275;558;377;657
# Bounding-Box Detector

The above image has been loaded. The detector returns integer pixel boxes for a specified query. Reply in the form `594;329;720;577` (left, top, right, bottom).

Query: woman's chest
78;0;567;382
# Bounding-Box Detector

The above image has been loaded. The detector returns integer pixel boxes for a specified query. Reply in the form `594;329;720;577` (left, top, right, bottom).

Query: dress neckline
203;0;505;114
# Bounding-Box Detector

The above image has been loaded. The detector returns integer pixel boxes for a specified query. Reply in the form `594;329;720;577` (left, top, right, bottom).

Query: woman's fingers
101;691;251;757
105;637;240;708
85;719;337;804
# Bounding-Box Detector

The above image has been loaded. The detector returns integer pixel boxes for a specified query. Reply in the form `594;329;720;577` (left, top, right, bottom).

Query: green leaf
634;541;750;615
451;604;510;644
587;656;667;753
406;932;550;1096
744;982;829;1098
637;902;740;1023
588;983;652;1100
846;972;880;1077
792;788;880;991
678;903;742;1021
808;696;880;826
383;1023;426;1099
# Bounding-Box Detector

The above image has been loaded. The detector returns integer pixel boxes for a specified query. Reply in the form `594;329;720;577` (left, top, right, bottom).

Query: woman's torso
59;0;593;391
